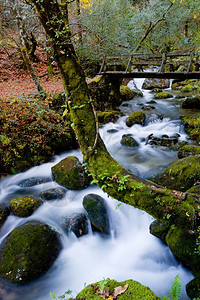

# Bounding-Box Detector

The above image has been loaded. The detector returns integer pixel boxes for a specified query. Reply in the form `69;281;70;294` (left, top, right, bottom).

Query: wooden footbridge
98;52;200;80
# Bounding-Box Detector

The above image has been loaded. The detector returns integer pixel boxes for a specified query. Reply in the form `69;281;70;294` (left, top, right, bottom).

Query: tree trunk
15;0;45;97
28;0;200;231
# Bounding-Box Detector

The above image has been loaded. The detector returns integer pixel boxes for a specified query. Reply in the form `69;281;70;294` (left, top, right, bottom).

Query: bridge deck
98;71;200;79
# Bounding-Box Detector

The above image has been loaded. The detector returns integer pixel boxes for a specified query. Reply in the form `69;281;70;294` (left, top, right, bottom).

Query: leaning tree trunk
28;0;200;230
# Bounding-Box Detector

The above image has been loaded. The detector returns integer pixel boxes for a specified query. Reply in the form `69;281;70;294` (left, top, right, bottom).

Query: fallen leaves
92;283;129;299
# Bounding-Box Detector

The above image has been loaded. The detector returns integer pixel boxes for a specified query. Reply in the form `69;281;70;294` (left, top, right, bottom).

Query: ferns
162;275;181;300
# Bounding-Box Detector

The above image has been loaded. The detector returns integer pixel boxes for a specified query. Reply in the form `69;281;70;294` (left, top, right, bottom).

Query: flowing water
0;80;195;300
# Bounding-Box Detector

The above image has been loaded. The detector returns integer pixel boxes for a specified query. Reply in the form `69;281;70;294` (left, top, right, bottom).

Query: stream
0;79;195;300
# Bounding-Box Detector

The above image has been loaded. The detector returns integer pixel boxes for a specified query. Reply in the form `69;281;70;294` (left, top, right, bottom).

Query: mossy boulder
141;105;155;110
181;84;195;93
97;111;123;125
142;78;170;90
120;85;135;100
120;135;139;147
10;196;43;218
186;275;200;299
181;115;200;143
166;226;200;271
181;96;200;109
61;213;88;237
39;188;66;200
126;111;146;127
154;92;173;99
0;221;61;284
52;156;90;190
149;220;170;243
147;135;178;147
76;279;160;299
83;194;110;234
177;145;200;159
152;155;200;191
0;204;10;229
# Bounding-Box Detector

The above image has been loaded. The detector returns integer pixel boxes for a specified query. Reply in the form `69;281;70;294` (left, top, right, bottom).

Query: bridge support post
104;75;122;106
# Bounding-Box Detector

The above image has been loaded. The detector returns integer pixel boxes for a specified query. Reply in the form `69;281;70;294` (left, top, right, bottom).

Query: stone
10;196;43;218
39;188;66;200
18;177;51;187
126;111;146;127
52;156;90;190
120;135;139;147
0;203;10;229
152;155;200;192
83;193;110;234
142;78;170;90
77;279;160;299
61;213;88;237
154;92;173;99
0;221;61;284
178;145;200;159
181;96;200;109
120;85;135;100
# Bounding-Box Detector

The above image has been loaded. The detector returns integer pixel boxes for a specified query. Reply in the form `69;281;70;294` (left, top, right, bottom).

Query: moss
152;155;200;192
52;156;90;190
97;111;123;125
126;111;146;127
166;226;200;271
120;85;134;100
76;279;160;299
186;275;200;299
178;145;200;159
154;92;173;99
186;185;200;196
120;135;139;147
181;84;195;93
0;221;61;284
10;196;42;218
181;115;200;143
149;220;170;243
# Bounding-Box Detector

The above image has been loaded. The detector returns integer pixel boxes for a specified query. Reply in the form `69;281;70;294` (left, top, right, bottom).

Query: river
0;79;194;299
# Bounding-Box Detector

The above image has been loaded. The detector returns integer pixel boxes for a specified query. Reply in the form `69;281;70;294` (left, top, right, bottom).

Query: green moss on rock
120;135;139;147
181;84;195;93
186;185;200;196
52;156;90;190
152;155;200;192
181;96;200;109
10;196;43;217
154;92;173;99
0;221;61;284
177;145;200;159
126;111;146;127
120;86;134;100
97;111;123;125
181;115;200;143
186;275;200;299
76;279;160;299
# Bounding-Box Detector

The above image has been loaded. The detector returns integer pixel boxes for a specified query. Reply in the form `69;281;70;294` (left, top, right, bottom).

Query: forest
0;0;200;299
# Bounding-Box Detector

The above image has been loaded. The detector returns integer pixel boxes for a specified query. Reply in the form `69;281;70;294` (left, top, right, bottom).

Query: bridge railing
99;52;200;74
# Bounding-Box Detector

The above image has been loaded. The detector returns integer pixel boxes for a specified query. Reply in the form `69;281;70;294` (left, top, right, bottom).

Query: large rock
142;78;170;90
120;135;139;147
152;155;200;191
177;145;200;159
83;194;110;234
39;187;66;200
120;85;135;100
0;204;10;229
154;92;173;99
61;213;88;237
126;111;146;127
147;134;178;147
181;96;200;109
52;156;90;190
0;221;61;284
10;196;43;218
181;115;200;143
77;279;160;299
